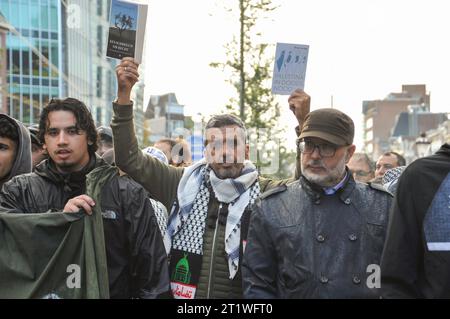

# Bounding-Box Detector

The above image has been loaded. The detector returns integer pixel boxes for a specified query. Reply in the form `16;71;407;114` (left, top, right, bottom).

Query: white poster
272;43;309;95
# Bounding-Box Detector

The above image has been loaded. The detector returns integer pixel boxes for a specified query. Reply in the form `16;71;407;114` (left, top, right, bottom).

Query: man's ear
345;145;356;163
245;143;250;160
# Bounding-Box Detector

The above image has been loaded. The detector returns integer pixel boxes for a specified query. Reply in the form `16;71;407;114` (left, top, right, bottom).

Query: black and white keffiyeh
150;198;171;255
167;158;259;279
382;166;406;193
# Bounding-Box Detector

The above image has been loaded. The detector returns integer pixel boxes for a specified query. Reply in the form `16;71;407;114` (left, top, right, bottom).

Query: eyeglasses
297;140;337;157
353;170;371;177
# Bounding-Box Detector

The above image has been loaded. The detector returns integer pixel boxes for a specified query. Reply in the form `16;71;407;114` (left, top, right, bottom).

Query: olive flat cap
299;108;354;146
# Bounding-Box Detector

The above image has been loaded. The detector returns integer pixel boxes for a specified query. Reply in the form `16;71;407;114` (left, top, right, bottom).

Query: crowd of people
0;57;449;299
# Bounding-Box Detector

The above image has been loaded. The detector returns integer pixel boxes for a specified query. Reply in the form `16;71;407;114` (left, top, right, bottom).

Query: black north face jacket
0;155;170;298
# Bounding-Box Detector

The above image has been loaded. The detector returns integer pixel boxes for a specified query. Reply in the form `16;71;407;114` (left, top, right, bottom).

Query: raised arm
288;89;310;179
111;58;183;210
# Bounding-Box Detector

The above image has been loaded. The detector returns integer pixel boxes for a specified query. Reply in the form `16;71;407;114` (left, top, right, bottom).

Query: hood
0;114;32;188
436;143;450;157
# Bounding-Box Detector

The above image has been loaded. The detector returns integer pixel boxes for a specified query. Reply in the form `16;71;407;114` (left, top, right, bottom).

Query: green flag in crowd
0;166;116;299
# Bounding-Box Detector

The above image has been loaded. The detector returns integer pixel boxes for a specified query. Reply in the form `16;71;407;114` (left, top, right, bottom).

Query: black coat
243;173;392;298
0;155;170;298
381;144;450;298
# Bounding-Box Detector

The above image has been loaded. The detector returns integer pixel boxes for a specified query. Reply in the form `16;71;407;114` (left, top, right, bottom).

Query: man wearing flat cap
242;107;393;299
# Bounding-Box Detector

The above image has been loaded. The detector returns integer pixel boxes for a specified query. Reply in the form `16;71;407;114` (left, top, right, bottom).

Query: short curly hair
0;117;19;145
38;98;98;154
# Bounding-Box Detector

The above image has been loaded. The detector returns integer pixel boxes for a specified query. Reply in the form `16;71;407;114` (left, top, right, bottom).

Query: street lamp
415;132;431;158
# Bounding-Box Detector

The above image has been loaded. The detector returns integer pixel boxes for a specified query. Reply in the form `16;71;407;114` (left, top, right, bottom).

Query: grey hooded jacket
0;114;32;189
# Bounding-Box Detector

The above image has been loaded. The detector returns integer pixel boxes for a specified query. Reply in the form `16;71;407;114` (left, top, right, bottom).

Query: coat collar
300;167;356;204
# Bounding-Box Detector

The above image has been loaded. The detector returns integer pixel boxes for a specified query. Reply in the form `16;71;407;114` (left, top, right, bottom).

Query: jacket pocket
278;224;313;291
365;222;386;263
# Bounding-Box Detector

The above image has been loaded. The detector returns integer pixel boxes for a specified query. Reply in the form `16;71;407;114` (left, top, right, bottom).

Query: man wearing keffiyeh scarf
111;57;310;299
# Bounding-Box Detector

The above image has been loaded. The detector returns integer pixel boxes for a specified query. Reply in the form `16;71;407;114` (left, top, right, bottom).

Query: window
22;49;31;75
49;1;58;31
96;66;102;98
19;2;30;30
40;2;49;29
97;0;103;16
30;1;40;29
50;41;59;77
32;50;40;76
107;70;113;99
12;93;20;120
97;25;103;57
96;107;102;125
42;95;50;109
32;93;41;124
22;87;31;124
41;42;50;77
11;49;21;74
366;117;373;130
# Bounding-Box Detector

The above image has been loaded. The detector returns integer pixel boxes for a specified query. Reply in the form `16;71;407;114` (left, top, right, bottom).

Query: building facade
1;0;63;124
64;0;119;126
0;12;9;113
426;119;450;154
0;0;144;127
145;92;185;144
362;84;431;160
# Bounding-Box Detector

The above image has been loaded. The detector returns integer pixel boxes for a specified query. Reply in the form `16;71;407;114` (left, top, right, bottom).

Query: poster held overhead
271;43;309;95
106;0;148;63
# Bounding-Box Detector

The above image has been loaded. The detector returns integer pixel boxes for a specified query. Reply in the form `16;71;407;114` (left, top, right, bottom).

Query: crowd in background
0;57;449;299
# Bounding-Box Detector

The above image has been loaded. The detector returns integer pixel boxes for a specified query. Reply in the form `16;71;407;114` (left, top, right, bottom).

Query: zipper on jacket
207;203;222;299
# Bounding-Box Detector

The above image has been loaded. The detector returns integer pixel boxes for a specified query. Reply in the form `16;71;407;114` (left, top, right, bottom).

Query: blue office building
0;0;62;124
0;0;144;127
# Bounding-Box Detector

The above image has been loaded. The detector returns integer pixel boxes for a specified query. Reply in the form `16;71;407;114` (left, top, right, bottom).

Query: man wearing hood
381;143;450;298
0;99;170;298
0;114;32;189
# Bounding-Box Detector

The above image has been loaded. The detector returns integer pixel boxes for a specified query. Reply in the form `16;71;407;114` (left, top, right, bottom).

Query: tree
114;13;134;38
210;0;296;179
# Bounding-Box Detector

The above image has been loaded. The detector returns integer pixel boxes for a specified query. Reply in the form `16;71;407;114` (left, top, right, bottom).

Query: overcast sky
143;0;450;150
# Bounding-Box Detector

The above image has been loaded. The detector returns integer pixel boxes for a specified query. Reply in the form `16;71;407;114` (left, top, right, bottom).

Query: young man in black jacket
0;98;170;298
381;143;450;298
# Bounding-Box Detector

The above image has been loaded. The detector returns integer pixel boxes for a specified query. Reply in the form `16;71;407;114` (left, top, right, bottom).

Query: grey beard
301;155;347;187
